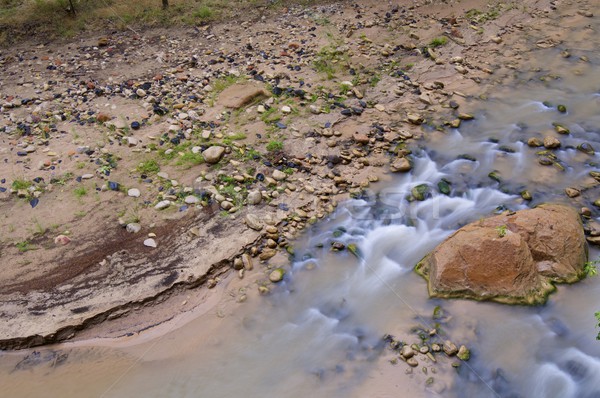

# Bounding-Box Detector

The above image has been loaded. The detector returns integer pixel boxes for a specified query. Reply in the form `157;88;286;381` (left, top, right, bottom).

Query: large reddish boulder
415;204;587;304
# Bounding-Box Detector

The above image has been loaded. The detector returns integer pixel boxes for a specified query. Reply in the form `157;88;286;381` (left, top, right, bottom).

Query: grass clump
260;107;281;124
313;43;349;79
15;240;35;253
175;151;204;168
137;159;161;174
495;225;507;238
584;259;599;278
193;5;214;20
429;36;448;48
74;186;87;198
222;132;247;145
11;178;31;190
266;140;283;152
212;74;245;93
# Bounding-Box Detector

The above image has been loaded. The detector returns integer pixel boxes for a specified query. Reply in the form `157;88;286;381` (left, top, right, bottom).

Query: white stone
184;195;200;204
155;200;171;210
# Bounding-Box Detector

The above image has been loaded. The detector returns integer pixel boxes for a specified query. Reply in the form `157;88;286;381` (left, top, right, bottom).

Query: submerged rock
415;204;587;304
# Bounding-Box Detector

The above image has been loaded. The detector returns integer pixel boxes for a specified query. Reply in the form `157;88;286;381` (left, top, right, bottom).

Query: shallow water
3;8;600;398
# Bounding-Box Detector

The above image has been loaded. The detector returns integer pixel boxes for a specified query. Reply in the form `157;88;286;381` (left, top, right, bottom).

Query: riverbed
2;1;600;397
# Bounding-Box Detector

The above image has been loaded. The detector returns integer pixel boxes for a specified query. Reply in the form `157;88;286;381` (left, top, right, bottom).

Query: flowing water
3;12;600;398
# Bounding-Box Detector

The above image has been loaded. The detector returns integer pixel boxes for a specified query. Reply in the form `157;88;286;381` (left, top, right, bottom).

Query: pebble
128;188;141;197
143;238;157;248
543;136;561;149
221;201;234;210
269;268;285;283
242;253;253;270
202;146;226;164
527;137;543;147
407;113;423;125
353;133;370;144
443;341;458;356
272;169;287;181
54;235;71;245
247;190;262;205
245;214;263;231
565;188;580;198
155;200;171;210
184;195;200;204
265;225;278;234
390;157;412;172
126;223;142;233
457;345;470;361
400;345;415;359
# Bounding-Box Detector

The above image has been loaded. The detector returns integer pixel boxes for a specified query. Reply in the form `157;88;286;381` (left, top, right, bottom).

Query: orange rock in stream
415;204;587;304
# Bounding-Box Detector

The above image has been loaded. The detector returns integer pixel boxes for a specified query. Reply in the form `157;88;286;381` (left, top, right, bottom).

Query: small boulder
415;204;587;304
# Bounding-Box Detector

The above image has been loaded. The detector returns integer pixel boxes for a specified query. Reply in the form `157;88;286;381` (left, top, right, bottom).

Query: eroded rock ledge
415;204;588;305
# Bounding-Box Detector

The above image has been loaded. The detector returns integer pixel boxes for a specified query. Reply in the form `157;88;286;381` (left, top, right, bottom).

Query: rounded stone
202;146;226;164
390;157;412;172
184;195;200;204
154;200;171;210
126;223;142;233
269;268;285;283
220;201;233;210
247;190;262;205
543;136;561;149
